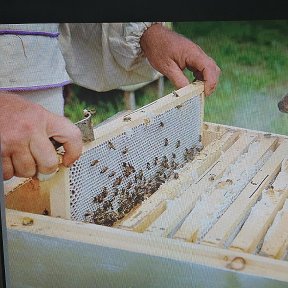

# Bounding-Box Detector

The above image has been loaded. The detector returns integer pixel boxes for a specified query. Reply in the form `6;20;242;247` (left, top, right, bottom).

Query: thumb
164;61;190;89
46;114;83;167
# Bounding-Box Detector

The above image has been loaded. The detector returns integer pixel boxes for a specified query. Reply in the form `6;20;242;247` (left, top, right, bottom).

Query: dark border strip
0;30;59;37
0;142;11;288
0;80;72;92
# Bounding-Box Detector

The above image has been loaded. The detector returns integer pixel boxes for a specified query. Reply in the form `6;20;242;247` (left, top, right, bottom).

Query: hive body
4;82;288;287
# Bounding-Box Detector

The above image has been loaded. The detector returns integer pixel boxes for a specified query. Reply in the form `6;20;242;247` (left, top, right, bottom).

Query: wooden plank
6;209;288;283
5;178;50;215
229;158;288;253
3;176;30;196
144;132;257;237
117;130;240;232
172;135;277;241
206;122;288;141
259;199;288;259
202;123;227;147
10;232;288;288
42;165;71;219
84;82;205;152
202;140;288;248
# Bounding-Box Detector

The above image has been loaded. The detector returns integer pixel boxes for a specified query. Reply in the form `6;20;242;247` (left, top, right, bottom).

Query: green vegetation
65;20;288;134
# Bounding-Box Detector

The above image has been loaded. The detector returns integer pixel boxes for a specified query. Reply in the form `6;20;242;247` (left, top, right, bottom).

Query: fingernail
37;168;59;182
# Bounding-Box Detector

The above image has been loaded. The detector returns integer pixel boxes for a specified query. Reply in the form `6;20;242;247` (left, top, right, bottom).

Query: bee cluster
83;134;203;227
69;95;203;226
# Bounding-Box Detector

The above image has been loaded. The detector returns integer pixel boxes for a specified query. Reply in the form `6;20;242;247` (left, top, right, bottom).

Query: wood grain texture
259;199;288;259
173;135;278;243
145;132;257;237
202;140;288;248
230;159;288;253
6;208;288;283
118;130;240;232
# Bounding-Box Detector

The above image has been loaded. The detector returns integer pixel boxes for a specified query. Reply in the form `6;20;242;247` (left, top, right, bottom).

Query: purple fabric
0;30;59;37
0;80;71;91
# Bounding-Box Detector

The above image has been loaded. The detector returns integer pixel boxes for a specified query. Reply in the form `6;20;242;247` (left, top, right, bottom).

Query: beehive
4;82;288;288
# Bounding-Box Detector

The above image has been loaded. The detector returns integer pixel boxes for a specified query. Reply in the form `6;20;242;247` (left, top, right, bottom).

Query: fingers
202;60;221;96
47;116;83;167
162;61;190;89
61;135;83;167
11;148;37;178
189;60;221;96
29;134;59;175
0;94;83;180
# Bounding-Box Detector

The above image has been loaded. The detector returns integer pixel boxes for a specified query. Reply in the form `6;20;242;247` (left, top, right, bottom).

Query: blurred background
64;20;288;135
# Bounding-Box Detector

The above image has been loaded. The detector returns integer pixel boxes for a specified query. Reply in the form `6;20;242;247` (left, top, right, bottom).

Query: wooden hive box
4;82;288;288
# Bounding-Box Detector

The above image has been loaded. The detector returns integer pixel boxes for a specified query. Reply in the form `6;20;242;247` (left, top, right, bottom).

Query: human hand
0;92;83;180
140;23;221;96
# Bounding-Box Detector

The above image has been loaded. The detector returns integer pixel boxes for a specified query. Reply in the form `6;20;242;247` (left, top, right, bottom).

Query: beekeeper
0;23;221;180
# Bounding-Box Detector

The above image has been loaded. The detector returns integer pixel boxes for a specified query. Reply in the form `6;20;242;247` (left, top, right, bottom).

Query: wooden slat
229;159;288;253
5;178;50;215
84;82;205;152
44;166;71;219
259;199;288;259
144;132;257;237
202;140;288;248
4;176;30;196
117;130;240;232
173;136;277;242
6;208;288;283
201;123;227;147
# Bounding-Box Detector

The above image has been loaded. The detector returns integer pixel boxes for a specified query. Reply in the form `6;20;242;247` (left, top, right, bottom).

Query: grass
173;20;288;133
65;20;288;134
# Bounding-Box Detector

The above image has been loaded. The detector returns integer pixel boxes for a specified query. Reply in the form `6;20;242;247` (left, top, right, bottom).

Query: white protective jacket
0;23;162;115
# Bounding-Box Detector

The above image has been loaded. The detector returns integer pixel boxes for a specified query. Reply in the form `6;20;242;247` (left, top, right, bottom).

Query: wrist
140;23;166;54
123;22;164;57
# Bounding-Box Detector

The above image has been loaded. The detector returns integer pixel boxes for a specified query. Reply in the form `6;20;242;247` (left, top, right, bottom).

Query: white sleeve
59;22;164;92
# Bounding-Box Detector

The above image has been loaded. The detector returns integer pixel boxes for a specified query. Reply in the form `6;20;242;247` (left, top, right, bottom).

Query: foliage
65;20;288;134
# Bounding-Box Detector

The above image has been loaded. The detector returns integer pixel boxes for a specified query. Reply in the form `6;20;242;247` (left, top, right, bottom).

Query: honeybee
173;172;179;179
143;118;150;125
100;166;108;174
154;157;159;166
93;194;104;203
172;91;179;97
123;162;135;177
42;209;49;216
161;157;169;169
137;169;144;181
126;181;133;190
90;159;100;166
101;187;108;198
108;171;116;177
103;200;112;211
84;212;93;218
113;177;122;187
122;147;128;155
108;141;116;150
